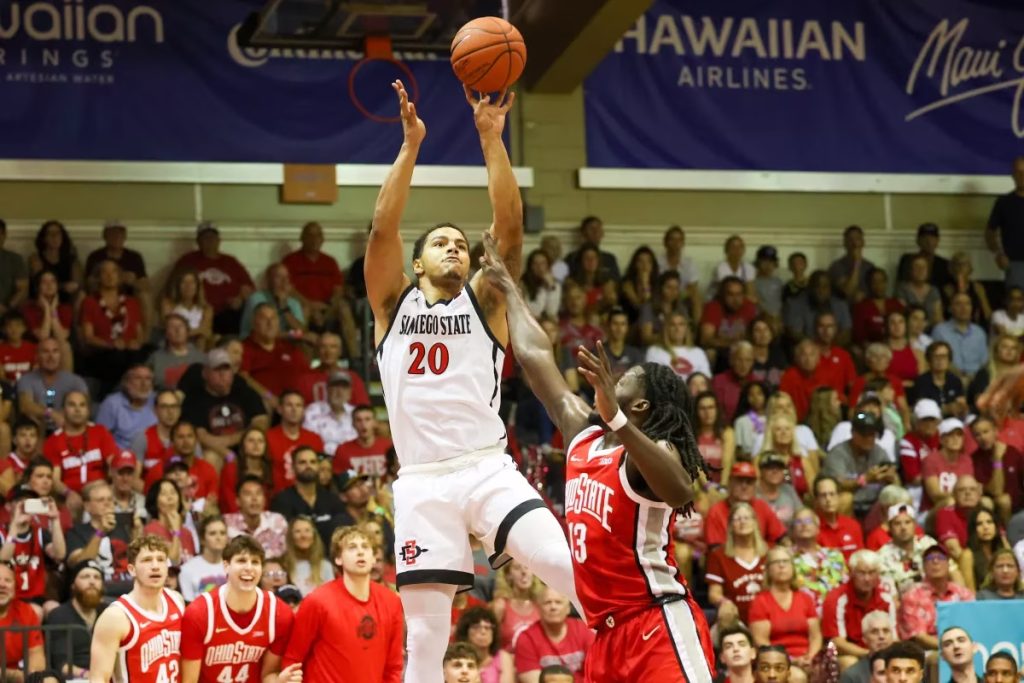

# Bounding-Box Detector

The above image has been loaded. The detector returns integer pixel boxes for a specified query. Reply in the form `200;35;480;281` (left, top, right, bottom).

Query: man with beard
45;560;105;678
270;446;343;546
181;535;299;683
265;391;324;495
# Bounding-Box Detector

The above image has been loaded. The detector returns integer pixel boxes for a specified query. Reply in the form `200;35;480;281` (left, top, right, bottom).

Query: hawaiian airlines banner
584;0;1024;173
937;600;1024;681
0;0;480;163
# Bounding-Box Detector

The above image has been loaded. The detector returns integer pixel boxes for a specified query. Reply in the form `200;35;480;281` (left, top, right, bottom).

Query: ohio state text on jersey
196;586;280;683
114;589;184;683
564;425;687;629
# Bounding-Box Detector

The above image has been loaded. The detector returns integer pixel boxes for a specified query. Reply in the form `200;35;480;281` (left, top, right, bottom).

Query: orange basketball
450;17;526;93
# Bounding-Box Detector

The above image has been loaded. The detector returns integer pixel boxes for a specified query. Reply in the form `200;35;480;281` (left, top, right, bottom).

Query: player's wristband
993;461;1004;470
94;529;105;539
606;409;628;432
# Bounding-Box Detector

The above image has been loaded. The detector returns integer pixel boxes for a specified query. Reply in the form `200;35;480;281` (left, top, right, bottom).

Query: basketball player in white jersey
366;80;578;682
89;535;184;683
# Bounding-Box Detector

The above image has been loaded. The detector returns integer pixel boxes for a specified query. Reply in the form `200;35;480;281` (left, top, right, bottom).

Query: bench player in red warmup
366;81;579;683
89;535;183;683
180;535;300;683
479;232;716;683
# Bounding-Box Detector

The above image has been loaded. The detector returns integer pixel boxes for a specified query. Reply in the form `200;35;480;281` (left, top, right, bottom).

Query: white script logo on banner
906;18;1024;137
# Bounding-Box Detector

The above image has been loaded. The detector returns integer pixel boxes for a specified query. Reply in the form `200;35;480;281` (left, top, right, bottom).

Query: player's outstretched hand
392;79;425;146
978;365;1024;420
277;663;302;683
478;232;516;294
464;85;515;138
577;341;619;425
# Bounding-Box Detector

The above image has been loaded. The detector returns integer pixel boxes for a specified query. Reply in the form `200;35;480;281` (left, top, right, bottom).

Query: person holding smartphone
0;484;66;617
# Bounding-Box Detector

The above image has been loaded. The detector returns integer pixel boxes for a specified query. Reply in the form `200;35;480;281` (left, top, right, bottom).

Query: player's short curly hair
443;641;479;667
411;222;468;261
128;534;170;565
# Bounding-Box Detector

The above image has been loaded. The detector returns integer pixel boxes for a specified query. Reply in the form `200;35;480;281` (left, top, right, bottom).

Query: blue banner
937;600;1024;681
584;0;1024;173
0;1;482;163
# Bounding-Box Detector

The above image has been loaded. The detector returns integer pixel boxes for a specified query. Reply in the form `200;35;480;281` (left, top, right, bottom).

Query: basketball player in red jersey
180;535;300;683
89;535;184;683
479;232;715;683
366;81;579;683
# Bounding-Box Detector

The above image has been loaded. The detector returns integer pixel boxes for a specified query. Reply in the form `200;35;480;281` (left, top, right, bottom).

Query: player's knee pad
400;584;456;683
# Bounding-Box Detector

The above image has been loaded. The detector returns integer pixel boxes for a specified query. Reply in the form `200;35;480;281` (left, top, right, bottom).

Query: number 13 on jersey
568;522;587;563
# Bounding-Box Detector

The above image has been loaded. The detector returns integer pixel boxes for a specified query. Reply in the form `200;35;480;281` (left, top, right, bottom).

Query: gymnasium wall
0;88;1006;290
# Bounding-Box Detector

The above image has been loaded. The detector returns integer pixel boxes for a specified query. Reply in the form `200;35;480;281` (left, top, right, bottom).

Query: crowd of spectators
0;157;1023;682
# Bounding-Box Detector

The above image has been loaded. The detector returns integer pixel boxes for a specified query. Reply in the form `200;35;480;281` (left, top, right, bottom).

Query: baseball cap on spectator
336;469;370;491
196;221;219;238
939;418;965;436
205;349;232;370
731;461;757;480
917;222;940;237
887;503;916;522
758;452;788;469
110;451;137;472
851;411;882;435
328;371;352;386
913;399;942;421
164;456;189;475
755;246;779;263
923;543;949;559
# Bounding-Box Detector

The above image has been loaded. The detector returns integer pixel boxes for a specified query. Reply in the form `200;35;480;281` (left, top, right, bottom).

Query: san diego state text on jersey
398;313;472;336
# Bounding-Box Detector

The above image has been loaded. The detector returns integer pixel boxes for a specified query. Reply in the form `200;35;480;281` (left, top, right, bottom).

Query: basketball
450;17;527;93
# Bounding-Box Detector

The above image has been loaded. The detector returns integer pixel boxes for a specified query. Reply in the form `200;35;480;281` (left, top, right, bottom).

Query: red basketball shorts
583;597;716;683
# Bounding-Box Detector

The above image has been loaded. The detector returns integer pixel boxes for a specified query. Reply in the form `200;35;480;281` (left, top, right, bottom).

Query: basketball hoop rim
348;56;420;124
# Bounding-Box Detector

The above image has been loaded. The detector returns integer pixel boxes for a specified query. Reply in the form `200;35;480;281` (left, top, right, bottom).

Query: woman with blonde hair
491;560;543;651
706;502;768;625
753;392;821;462
159;267;213;348
760;413;816;502
978;548;1024;600
644;311;710;380
968;334;1023;411
749;546;821;683
885;309;926;386
282;516;333;596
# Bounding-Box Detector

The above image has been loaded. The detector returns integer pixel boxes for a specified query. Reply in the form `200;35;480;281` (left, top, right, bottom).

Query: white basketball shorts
392;446;548;592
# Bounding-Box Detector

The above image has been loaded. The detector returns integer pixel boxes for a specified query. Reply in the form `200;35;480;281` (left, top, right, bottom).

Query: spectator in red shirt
700;276;758;370
815;311;857;399
707;501;769;625
0;311;36;383
780;340;838;421
558;282;602;355
44;390;122;504
155;421;219;507
298;332;370;406
922;418;974;511
898;399;941;500
935;475;982;560
822;549;897;670
814;475;865;560
513;587;594;682
130;389;179;490
241;303;309;401
283;525;404;683
749;546;821;677
335;406;393;477
282;221;359;350
173;222;255;334
970;415;1024;524
706;462;787;548
853;268;904;347
266;391;324;495
219;427;273;515
712;340;755;420
21;270;74;356
0;486;65;615
0;561;45;675
849;344;911;430
78;258;147;394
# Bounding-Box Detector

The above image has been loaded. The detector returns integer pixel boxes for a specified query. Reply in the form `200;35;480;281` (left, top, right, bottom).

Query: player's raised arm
88;605;129;683
366;80;420;334
577;343;697;509
478;233;589;438
467;87;523;281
